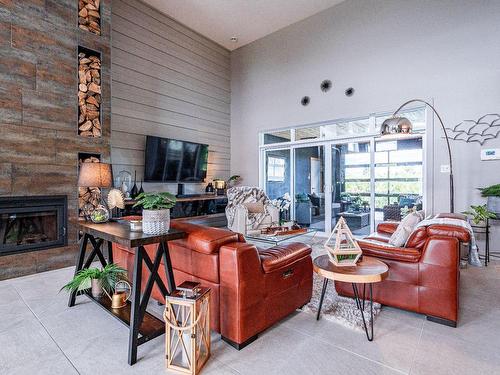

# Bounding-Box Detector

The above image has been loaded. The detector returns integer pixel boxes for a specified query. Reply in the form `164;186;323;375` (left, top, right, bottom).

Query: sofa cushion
258;242;312;273
389;211;424;247
243;201;265;213
171;221;241;254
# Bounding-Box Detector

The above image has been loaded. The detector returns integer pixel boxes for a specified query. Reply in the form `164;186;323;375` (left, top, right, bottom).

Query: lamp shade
380;117;413;136
78;163;113;188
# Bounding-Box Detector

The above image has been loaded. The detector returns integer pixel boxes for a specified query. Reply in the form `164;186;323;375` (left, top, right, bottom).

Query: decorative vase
142;209;170;234
130;171;138;198
91;278;103;298
486;196;500;216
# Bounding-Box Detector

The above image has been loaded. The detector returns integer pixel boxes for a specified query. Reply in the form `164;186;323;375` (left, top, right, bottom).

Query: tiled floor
1;257;499;374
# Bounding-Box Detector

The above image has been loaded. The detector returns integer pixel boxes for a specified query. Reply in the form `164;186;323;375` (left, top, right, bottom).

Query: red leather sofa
113;221;312;348
335;215;470;327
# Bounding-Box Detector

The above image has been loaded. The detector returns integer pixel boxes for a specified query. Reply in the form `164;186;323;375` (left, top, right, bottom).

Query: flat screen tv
144;136;209;182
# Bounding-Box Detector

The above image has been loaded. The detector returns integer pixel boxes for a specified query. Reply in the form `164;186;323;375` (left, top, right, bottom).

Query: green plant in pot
478;184;500;216
133;192;177;234
61;263;127;298
462;204;497;225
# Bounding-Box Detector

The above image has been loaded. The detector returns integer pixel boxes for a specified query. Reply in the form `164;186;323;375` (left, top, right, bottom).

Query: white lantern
164;286;211;375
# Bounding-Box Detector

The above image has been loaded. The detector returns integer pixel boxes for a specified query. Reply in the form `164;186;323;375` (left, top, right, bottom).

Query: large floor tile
284;309;422;373
0;319;77;375
410;329;500;375
0;284;38;334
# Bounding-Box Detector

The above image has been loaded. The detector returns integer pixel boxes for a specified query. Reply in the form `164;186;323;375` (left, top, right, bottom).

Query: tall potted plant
133;192;177;234
479;184;500;216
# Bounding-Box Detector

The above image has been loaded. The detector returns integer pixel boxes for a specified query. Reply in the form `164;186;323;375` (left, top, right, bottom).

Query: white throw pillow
389;212;423;247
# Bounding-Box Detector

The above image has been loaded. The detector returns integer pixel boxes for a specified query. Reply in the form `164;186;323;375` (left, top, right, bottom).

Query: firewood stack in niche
78;156;101;218
78;52;101;137
78;0;101;35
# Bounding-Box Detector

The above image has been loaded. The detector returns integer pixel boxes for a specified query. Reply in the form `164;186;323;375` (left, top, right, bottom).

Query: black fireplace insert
0;196;68;256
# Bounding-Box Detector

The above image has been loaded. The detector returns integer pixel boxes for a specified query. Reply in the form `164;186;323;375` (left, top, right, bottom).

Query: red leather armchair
335;218;470;327
113;221;312;348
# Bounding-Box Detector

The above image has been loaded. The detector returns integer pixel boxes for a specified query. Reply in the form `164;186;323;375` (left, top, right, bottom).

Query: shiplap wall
111;0;231;192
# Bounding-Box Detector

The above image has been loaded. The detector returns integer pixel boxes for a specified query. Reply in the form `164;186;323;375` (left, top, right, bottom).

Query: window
263;130;291;145
267;156;286;182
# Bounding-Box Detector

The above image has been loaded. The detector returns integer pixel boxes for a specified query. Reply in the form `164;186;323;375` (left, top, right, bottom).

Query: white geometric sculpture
324;217;362;267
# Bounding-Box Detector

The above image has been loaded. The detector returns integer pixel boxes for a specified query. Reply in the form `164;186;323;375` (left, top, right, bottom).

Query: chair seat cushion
258;242;312;273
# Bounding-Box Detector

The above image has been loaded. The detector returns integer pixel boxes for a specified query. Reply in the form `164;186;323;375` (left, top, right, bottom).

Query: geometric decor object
324;217;362;267
301;96;310;106
164;286;211;375
445;114;500;145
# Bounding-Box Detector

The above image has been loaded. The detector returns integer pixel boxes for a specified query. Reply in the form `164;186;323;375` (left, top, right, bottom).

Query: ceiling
142;0;345;50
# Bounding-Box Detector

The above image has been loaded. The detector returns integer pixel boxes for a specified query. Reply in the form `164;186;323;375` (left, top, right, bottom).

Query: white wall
231;0;500;225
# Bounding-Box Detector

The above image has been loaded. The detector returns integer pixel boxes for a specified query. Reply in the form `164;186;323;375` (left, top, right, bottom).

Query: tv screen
144;136;208;182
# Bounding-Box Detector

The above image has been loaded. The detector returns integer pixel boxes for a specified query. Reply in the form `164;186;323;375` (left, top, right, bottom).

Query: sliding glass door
329;141;372;236
294;146;325;231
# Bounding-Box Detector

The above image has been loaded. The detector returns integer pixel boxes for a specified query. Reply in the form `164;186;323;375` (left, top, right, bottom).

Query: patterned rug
300;240;382;331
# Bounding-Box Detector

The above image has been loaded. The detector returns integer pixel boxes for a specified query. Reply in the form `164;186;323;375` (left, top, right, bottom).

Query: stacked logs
78;0;101;35
78;52;101;137
78;156;101;217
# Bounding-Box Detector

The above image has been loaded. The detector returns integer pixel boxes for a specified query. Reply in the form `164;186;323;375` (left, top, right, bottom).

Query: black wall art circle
301;96;310;106
345;87;355;97
320;80;332;92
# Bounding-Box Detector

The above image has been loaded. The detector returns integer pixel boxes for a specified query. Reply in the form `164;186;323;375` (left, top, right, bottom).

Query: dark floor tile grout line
12;285;82;375
283;322;407;374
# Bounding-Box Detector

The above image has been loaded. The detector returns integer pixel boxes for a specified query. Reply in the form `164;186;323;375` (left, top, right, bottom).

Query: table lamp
78;163;113;222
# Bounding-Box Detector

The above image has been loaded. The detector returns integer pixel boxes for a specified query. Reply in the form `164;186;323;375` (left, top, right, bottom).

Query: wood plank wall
111;0;231;192
0;0;111;280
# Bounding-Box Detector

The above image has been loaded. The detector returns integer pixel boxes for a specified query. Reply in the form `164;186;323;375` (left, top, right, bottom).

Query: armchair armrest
377;221;400;234
420;236;459;267
358;239;420;262
219;242;266;344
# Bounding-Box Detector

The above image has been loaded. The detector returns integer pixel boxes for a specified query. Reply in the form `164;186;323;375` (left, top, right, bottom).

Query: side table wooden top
78;220;185;248
313;255;389;284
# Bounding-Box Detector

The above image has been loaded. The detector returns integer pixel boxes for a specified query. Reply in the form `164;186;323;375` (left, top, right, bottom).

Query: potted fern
462;204;497;225
133;191;177;234
479;184;500;216
61;263;127;298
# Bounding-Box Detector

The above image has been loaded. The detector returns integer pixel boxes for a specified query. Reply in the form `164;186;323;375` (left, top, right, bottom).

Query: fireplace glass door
0;197;67;256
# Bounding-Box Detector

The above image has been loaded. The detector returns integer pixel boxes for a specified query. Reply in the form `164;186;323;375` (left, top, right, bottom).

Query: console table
68;221;185;365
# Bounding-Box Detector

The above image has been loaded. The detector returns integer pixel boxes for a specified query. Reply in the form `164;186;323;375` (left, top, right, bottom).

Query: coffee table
245;228;317;245
313;255;388;341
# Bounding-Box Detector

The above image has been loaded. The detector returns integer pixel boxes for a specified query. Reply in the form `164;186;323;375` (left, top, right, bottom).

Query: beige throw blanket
413;218;481;266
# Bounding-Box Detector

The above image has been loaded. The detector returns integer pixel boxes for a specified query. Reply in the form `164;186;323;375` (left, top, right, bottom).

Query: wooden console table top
78;221;185;248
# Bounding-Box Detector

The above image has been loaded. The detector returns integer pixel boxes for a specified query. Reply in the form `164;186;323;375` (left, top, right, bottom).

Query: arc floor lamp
380;99;454;213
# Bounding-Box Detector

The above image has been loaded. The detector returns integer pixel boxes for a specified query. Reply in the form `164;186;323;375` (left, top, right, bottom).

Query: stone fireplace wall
0;1;111;279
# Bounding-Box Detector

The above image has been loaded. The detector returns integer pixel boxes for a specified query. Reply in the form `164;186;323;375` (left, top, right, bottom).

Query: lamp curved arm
392;99;454;212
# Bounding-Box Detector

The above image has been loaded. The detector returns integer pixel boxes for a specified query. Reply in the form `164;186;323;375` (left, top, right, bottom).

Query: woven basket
142;209;170;234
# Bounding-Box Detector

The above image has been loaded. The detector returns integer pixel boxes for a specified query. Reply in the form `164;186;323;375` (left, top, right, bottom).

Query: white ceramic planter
487;196;500;216
142;209;170;234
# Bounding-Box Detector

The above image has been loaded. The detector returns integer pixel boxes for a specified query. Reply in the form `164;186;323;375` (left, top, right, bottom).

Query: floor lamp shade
78;163;113;188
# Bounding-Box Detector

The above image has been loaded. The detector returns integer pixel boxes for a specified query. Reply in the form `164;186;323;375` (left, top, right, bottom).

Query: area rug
300;241;382;331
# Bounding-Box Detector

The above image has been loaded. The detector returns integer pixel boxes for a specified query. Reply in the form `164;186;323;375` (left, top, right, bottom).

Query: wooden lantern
324;216;362;266
164;286;211;375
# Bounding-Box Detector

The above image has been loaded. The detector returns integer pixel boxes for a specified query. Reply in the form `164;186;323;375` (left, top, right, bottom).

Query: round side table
313;255;389;341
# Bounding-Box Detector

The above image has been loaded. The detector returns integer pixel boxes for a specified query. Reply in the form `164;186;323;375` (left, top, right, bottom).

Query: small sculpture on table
324;217;362;266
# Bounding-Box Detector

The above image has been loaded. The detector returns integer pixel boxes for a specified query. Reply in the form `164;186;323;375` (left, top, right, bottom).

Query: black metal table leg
352;283;374;341
68;233;89;307
107;240;113;264
316;278;329;320
128;245;143;365
161;241;176;294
